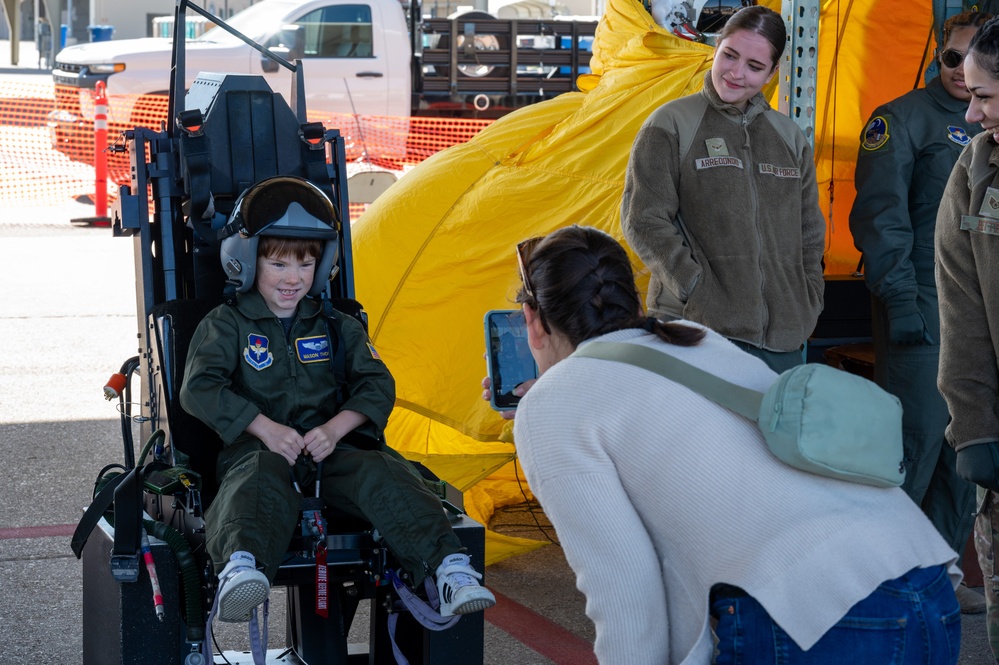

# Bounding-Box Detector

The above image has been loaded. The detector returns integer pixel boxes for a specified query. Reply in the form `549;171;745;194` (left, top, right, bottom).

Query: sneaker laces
439;561;482;589
218;553;256;582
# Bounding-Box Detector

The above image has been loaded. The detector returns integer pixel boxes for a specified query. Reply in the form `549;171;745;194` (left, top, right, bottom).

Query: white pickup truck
49;0;595;161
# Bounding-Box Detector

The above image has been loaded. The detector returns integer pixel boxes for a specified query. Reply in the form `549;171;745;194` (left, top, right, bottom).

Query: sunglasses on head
516;238;551;335
940;48;966;69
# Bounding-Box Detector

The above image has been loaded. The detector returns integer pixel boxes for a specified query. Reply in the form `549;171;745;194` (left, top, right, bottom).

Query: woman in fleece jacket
621;5;825;373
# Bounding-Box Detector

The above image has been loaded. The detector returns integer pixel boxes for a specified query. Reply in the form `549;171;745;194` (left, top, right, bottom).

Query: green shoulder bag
573;341;906;488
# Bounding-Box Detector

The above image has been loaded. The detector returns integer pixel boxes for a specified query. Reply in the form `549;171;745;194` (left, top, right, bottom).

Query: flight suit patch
367;342;382;360
296;336;330;364
861;116;890;151
244;333;273;371
948;126;971;146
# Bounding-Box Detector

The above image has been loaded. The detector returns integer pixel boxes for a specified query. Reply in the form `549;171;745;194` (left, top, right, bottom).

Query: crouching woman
510;225;962;664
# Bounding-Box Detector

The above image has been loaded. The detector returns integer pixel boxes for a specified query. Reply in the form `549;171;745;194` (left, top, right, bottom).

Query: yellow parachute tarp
353;0;934;563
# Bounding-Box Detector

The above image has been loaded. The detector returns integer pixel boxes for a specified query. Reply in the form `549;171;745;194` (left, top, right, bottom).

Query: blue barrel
88;25;114;42
59;24;68;49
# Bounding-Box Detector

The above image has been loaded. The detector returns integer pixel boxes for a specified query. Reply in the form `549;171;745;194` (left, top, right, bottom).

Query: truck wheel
436;11;510;80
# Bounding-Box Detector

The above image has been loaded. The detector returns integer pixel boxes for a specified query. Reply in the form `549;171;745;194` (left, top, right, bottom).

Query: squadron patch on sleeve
243;333;273;371
296;336;330;364
947;126;971;146
861;116;890;151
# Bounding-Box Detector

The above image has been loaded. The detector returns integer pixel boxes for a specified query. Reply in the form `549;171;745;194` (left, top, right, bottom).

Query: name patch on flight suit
244;333;273;371
296;336;330;364
861;116;890;151
758;164;800;178
948;126;971;146
961;187;999;235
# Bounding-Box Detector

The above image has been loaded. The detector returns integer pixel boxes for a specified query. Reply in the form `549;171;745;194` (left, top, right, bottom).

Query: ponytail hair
516;226;705;348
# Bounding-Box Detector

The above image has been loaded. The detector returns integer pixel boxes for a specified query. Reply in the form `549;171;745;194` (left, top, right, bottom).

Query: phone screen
484;309;538;411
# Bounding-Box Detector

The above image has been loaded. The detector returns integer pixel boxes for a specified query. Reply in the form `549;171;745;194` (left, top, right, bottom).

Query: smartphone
484;309;539;411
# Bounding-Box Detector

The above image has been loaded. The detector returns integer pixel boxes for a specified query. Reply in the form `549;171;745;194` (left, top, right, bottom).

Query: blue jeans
711;565;960;664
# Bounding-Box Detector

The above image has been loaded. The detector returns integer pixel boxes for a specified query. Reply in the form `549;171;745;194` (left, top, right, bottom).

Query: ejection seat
77;64;485;664
145;296;484;664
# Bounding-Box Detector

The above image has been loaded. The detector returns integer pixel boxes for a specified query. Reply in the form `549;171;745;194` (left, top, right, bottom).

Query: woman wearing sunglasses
621;5;823;374
510;224;961;664
849;10;991;615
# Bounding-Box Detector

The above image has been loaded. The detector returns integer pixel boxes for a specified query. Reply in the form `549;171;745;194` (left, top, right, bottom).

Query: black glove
955;440;999;492
886;300;933;345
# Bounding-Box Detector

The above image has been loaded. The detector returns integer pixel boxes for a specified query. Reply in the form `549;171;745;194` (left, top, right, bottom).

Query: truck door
260;2;393;118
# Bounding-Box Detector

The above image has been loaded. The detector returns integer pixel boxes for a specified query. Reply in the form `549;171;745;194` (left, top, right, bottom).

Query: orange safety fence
0;78;493;220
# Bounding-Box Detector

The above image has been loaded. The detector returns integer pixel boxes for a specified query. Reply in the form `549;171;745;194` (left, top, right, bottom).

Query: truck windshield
198;0;302;44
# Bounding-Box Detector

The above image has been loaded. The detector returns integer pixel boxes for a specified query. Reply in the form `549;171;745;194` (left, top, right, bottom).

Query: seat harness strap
384;568;460;664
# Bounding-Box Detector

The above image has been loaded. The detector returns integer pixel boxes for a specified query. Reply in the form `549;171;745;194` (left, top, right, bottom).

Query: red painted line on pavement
486;590;596;665
0;524;76;539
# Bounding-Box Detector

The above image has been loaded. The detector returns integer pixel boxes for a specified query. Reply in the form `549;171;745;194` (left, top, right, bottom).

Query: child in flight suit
180;176;495;624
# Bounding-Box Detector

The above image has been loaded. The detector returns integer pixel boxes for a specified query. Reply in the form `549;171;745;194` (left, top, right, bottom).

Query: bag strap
572;341;765;422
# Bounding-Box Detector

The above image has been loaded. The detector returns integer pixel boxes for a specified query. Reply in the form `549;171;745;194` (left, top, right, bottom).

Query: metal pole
779;0;819;148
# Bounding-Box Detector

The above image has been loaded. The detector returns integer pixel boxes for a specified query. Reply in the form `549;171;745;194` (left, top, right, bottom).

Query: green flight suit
180;290;463;584
849;77;977;561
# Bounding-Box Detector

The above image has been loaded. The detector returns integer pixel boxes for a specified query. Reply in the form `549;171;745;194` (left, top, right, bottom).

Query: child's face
256;251;317;317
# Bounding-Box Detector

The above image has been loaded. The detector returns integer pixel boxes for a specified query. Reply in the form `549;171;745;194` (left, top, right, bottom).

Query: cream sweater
513;326;960;664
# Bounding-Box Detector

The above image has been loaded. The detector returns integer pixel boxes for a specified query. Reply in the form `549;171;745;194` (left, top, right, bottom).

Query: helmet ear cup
309;239;341;297
220;234;260;293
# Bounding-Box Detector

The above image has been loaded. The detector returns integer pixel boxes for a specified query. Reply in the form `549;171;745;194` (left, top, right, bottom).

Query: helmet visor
239;176;340;238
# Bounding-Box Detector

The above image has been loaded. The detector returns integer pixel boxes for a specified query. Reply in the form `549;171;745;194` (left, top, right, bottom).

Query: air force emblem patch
947;126;971;146
244;333;273;371
861;116;890;151
296;336;330;364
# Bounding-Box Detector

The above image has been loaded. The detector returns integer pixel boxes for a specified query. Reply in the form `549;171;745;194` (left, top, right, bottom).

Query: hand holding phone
484;310;538;411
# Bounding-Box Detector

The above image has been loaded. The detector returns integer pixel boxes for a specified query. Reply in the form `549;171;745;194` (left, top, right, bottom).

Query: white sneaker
216;552;270;623
435;553;496;617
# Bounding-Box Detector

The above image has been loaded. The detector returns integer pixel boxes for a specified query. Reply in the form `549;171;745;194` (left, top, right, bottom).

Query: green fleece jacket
180;290;395;448
621;73;825;352
936;132;999;451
